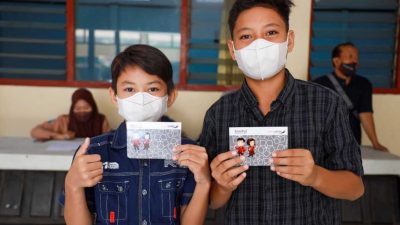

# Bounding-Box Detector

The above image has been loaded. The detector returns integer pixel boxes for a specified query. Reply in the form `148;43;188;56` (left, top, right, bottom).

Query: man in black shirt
199;1;364;225
313;42;388;151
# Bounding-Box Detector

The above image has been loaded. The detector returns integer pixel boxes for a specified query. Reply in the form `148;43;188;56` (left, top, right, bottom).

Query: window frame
0;0;109;88
307;1;400;94
0;0;241;91
9;0;400;93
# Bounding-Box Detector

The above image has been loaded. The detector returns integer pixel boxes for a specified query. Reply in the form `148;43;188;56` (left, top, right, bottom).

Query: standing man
199;1;364;225
313;42;388;151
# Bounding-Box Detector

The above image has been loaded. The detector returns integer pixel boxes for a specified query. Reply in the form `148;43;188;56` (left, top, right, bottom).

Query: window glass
310;0;398;88
0;0;66;80
75;0;181;83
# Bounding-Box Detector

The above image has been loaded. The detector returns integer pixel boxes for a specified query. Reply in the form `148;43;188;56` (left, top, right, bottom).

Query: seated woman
31;88;111;141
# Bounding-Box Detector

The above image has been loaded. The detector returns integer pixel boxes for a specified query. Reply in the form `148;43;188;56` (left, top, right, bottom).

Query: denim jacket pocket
158;178;185;218
97;181;129;222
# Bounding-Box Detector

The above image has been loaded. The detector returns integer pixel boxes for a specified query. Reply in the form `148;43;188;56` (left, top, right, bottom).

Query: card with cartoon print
229;127;288;166
127;122;181;159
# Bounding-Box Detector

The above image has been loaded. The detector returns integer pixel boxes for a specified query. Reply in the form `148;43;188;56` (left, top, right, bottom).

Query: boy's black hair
111;44;174;94
228;0;294;38
331;42;356;59
237;137;245;142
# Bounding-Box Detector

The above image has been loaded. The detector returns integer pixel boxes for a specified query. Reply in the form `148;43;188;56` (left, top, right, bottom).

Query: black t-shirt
313;73;373;144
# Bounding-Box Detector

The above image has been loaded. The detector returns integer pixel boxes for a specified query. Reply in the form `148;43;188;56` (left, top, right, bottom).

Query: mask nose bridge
137;93;145;105
255;45;264;80
125;92;145;105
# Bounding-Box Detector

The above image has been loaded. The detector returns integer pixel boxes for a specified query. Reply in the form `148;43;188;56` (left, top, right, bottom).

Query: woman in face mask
31;88;111;141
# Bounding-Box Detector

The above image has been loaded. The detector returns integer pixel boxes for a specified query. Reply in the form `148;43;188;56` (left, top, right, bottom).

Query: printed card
127;121;181;159
229;127;288;166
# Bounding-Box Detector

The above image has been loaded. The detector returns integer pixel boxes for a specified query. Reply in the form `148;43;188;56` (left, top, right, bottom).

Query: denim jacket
62;119;196;225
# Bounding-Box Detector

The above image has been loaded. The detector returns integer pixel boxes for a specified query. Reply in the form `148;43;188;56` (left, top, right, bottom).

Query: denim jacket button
142;189;148;196
142;220;148;225
117;185;124;192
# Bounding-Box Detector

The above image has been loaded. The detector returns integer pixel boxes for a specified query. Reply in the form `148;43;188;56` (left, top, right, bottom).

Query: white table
361;146;400;175
0;136;79;171
0;136;399;174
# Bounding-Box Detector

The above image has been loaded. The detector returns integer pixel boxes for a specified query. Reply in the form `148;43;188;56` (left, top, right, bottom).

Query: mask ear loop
231;40;237;51
285;30;294;46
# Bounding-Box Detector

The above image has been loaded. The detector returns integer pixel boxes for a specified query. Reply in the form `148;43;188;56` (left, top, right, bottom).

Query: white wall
1;0;400;155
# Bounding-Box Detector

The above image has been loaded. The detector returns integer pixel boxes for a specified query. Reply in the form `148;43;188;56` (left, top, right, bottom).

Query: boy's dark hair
237;137;245;142
228;0;294;38
331;42;356;59
111;44;174;94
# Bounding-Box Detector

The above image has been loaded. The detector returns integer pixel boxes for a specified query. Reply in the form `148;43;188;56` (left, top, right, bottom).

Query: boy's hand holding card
229;127;288;166
127;121;181;159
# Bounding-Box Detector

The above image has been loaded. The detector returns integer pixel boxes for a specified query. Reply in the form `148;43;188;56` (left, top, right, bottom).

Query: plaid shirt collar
240;69;296;110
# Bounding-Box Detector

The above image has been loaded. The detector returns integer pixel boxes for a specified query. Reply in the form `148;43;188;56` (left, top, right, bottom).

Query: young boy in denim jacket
63;45;210;225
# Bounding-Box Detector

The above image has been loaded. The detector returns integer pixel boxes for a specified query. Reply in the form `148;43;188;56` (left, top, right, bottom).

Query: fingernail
272;152;277;157
232;151;237;156
240;156;245;161
243;165;249;170
172;155;177;160
270;166;275;171
242;172;247;177
269;158;273;163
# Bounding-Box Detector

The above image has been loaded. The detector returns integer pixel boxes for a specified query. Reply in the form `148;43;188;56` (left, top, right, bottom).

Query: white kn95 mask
117;92;168;122
233;38;288;80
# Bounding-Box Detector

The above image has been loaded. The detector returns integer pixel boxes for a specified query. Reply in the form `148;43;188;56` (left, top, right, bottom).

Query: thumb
75;137;90;156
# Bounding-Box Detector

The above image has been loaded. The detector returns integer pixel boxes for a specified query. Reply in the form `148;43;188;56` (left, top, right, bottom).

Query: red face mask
74;112;92;122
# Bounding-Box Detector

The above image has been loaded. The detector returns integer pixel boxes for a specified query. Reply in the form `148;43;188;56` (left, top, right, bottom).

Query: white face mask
233;38;288;80
117;92;168;122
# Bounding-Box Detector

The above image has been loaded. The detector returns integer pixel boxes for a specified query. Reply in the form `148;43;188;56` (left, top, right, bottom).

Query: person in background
31;88;110;141
313;42;388;151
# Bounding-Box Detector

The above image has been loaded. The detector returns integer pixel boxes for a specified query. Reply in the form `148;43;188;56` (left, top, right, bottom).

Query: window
182;0;243;90
75;0;181;83
0;0;182;87
0;0;242;90
0;0;66;81
309;0;400;93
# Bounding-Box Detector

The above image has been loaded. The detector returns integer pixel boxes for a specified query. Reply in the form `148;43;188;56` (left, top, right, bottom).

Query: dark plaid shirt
199;70;363;225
